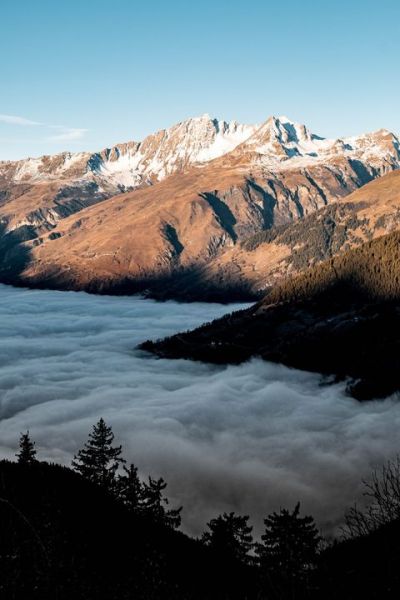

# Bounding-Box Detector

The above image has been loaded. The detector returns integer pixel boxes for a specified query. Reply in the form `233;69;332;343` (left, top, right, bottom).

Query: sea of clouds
0;284;400;538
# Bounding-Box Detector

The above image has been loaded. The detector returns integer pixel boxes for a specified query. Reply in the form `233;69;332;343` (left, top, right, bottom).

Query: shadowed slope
0;460;258;599
141;230;400;400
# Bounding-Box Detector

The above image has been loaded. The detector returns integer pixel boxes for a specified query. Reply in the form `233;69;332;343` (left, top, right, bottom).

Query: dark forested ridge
141;230;400;400
3;426;400;599
1;425;259;600
0;459;235;600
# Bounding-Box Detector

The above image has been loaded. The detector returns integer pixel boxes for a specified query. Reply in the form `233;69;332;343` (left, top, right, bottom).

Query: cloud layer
0;284;399;538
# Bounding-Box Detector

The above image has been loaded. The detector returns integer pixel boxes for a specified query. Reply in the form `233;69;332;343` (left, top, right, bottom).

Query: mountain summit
0;113;399;297
1;114;398;191
0;114;256;191
233;115;400;168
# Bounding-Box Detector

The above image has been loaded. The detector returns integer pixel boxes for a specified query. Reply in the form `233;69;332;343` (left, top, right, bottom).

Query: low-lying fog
0;284;399;537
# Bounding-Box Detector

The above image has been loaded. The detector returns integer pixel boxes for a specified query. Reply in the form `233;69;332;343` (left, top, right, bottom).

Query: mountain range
1;113;400;295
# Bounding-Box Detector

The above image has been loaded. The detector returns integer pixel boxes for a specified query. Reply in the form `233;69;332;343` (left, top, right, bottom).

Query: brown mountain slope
3;142;400;294
0;116;399;294
141;230;400;400
158;169;400;300
0;115;254;260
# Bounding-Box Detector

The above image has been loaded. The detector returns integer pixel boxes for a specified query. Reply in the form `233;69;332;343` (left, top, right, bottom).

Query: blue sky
1;0;399;159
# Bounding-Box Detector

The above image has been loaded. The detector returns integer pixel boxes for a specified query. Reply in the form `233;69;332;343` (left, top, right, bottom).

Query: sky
1;0;400;160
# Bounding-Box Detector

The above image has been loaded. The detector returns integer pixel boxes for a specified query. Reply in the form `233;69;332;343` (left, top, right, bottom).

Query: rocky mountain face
0;114;399;294
0;114;255;188
0;114;256;235
158;169;400;300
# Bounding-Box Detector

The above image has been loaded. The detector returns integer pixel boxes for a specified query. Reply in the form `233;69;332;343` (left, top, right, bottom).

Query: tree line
16;420;322;586
16;417;400;596
17;420;182;530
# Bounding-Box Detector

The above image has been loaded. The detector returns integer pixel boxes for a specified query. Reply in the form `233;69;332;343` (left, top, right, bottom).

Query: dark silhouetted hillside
0;460;258;600
141;231;400;400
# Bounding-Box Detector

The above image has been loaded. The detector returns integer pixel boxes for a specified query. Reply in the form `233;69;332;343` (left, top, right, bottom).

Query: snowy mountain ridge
0;114;257;191
235;115;400;171
1;114;399;194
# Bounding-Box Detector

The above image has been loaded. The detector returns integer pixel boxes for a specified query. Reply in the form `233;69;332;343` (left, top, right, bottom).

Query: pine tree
16;431;37;464
141;476;182;529
201;512;254;563
117;463;143;512
257;503;320;578
72;418;125;492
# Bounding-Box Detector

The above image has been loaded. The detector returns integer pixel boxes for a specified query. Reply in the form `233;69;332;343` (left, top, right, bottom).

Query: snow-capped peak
1;114;399;191
247;115;314;148
87;114;257;186
238;115;400;168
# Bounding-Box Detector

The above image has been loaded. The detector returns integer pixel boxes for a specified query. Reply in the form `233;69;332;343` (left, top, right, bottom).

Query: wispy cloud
0;114;42;126
0;113;88;144
47;127;88;142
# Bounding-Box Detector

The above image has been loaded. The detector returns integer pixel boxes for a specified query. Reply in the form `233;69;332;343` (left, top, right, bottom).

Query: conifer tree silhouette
72;418;125;491
16;431;37;465
141;476;182;529
202;512;253;563
117;463;143;512
257;502;320;579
